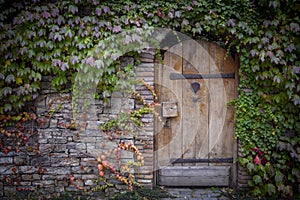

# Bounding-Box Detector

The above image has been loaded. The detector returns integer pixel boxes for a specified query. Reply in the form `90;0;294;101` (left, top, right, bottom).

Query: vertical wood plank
208;42;236;166
195;41;211;165
208;42;226;164
166;44;183;166
182;40;209;166
155;43;183;168
154;58;169;168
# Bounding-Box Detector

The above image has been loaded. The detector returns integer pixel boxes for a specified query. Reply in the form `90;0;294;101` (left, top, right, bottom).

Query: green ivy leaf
252;187;262;196
0;73;5;80
238;157;249;166
247;162;255;174
12;115;22;121
103;90;111;98
253;175;262;185
292;168;300;178
4;103;12;112
288;173;295;182
5;74;15;84
264;183;276;196
9;95;19;103
3;87;12;96
248;180;255;187
275;171;284;183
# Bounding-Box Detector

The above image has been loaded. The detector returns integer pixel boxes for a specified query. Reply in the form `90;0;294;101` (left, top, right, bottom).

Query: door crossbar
170;73;235;80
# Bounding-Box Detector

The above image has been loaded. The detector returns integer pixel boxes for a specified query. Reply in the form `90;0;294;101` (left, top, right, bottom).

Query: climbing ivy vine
0;0;299;198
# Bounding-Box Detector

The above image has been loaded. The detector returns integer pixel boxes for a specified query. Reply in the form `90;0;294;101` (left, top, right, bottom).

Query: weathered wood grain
159;166;230;186
155;43;183;168
182;40;210;166
208;42;236;165
155;40;237;186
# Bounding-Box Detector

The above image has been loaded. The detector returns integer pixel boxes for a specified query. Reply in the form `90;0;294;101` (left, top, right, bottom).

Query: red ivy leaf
12;167;17;174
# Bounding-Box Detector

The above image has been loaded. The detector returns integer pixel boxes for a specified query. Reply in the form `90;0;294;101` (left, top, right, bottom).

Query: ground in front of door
162;188;229;200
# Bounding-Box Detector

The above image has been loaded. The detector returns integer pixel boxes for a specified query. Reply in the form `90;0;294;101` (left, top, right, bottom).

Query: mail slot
162;102;178;117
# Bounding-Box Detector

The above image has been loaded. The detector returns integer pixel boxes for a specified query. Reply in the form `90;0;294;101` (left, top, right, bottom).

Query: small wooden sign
162;102;178;117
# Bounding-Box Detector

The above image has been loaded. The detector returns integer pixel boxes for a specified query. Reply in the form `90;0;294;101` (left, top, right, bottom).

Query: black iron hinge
170;157;234;164
170;73;235;80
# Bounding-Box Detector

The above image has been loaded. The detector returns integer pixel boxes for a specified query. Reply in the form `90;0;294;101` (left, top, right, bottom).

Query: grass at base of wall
221;188;300;200
109;186;172;200
12;187;300;199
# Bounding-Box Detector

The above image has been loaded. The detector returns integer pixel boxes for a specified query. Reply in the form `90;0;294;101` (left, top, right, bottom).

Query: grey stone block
75;143;87;150
0;157;13;164
19;166;38;174
46;167;70;175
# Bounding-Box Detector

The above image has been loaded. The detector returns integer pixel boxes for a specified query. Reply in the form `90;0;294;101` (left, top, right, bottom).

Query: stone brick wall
237;142;252;189
133;49;156;187
0;50;156;199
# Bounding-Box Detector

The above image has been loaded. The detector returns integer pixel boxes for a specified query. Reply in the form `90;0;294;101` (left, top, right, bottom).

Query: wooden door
154;40;237;187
